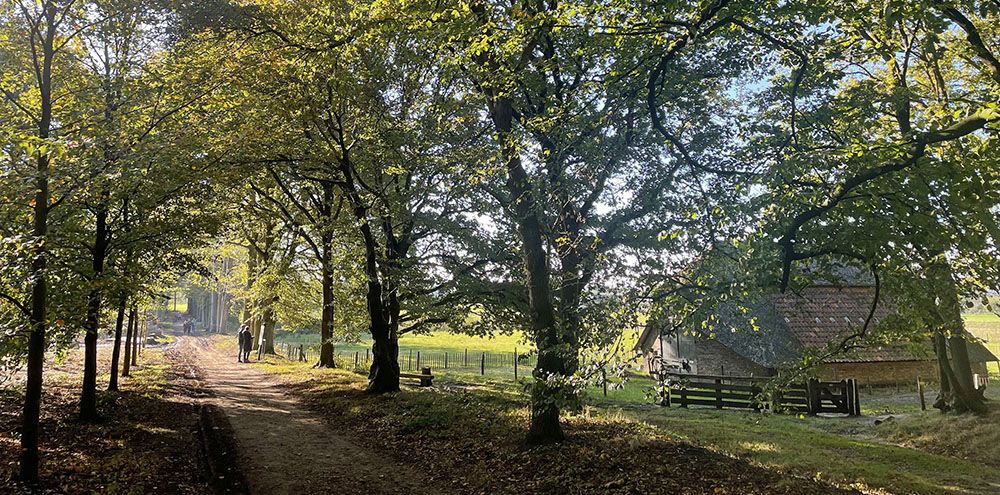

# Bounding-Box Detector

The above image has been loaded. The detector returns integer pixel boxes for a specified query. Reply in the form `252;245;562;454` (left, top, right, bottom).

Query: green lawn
625;405;1000;495
276;329;532;354
963;313;1000;365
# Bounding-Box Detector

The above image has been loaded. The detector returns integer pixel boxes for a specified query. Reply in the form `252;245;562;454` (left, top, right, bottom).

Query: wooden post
846;380;854;415
514;349;518;380
480;352;485;375
365;349;369;364
806;378;819;415
715;378;723;409
420;367;433;387
417;351;421;370
465;348;468;367
298;344;304;362
355;351;359;369
851;379;861;416
917;378;926;411
408;349;412;371
444;352;448;369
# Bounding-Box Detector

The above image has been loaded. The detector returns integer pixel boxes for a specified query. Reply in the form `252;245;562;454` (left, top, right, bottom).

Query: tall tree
0;0;93;480
438;0;761;442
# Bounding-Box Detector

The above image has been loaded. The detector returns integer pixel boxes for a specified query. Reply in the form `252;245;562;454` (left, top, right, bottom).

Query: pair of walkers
237;325;254;363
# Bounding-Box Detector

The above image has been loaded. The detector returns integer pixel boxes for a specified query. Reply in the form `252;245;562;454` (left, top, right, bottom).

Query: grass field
276;329;533;354
964;313;1000;360
627;402;1000;494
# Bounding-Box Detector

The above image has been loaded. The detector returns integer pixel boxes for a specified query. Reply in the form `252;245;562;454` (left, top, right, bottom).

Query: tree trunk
80;193;109;421
318;184;337;368
489;96;565;443
339;181;400;392
107;295;128;391
368;323;400;393
262;299;276;354
362;251;399;392
933;332;952;411
927;259;986;413
251;314;262;351
319;261;336;367
20;5;56;481
122;306;136;377
947;334;986;413
138;317;146;355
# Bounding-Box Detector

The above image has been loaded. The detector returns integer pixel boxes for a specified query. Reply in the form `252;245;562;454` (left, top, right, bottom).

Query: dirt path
168;335;441;495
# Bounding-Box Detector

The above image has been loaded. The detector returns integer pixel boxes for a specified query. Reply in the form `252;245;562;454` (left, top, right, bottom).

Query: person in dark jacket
240;325;253;363
237;325;249;363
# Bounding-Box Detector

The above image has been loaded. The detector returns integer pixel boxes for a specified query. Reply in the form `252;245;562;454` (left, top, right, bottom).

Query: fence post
465;348;468;367
917;377;926;411
806;378;817;415
444;352;448;369
851;379;861;416
714;378;722;409
408;349;412;371
417;351;421;370
355;351;359;369
481;352;485;375
514;348;518;380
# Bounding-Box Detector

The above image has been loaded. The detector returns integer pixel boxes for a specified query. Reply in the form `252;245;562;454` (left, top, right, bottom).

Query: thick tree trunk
368;324;400;393
947;334;986;413
361;237;399;393
928;259;986;413
122;306;136;377
336;170;400;392
489;96;565;443
933;332;953;411
107;295;127;391
80;195;109;421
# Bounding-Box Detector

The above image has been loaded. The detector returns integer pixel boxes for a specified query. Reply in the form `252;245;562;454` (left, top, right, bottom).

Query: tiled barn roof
770;286;910;363
640;285;998;367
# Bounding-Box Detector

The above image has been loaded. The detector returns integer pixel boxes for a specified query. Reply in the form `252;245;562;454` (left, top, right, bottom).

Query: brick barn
636;286;998;385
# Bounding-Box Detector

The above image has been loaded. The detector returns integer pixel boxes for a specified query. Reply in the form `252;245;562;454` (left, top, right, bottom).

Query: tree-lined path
168;335;441;495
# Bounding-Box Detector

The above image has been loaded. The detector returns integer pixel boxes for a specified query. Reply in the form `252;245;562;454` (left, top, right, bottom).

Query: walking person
237;325;248;363
240;325;253;363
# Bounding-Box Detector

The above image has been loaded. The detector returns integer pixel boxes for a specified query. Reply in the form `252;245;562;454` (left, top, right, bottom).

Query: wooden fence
658;372;861;416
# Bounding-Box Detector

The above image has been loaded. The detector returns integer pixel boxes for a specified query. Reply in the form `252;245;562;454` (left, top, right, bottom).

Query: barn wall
817;361;949;385
644;335;774;377
820;361;993;385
